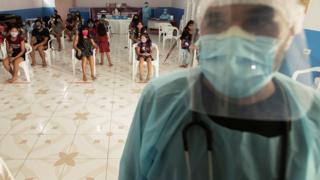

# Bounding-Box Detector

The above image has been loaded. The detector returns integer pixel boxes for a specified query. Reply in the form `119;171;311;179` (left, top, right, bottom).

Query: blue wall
0;7;55;20
279;29;320;86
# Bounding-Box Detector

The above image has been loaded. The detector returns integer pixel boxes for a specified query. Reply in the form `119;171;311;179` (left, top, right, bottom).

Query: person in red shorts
97;21;113;66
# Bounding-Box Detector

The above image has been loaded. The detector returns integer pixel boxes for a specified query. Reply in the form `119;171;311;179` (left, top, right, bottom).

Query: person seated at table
30;19;50;67
51;17;65;51
136;33;153;82
73;24;98;81
113;8;120;16
131;22;147;43
3;25;26;83
159;9;171;20
97;21;113;66
66;13;75;41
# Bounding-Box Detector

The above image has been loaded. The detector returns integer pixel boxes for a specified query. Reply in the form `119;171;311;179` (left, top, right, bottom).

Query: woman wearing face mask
136;33;153;82
97;20;112;66
131;22;147;43
2;25;26;83
52;17;65;51
30;20;50;67
87;19;98;45
66;13;75;41
179;20;195;68
120;0;320;180
73;25;98;81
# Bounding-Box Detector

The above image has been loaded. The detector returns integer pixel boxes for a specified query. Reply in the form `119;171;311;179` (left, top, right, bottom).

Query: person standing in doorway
142;2;151;29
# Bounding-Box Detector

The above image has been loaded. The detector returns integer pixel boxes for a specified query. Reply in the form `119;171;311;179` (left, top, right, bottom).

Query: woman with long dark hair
136;33;153;82
97;21;112;66
179;20;195;68
131;22;147;43
73;25;98;81
3;25;26;83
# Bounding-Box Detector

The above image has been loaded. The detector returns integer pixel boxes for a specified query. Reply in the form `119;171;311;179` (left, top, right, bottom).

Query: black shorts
137;55;153;61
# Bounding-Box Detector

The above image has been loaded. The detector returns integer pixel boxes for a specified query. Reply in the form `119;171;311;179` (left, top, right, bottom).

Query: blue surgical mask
198;32;278;99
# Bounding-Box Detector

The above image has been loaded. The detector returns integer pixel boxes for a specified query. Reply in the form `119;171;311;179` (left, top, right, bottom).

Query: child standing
73;25;98;81
179;20;195;68
97;22;112;66
136;33;153;82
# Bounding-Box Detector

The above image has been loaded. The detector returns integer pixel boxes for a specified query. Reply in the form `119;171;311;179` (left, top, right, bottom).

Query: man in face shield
120;0;320;180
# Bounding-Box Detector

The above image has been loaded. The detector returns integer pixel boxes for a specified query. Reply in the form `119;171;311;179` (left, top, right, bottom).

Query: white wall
0;0;55;11
304;0;320;31
75;0;172;7
172;0;186;9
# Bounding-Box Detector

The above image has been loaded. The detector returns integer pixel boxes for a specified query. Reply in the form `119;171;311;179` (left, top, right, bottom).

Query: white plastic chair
158;23;172;42
45;38;55;66
61;30;65;50
132;43;160;80
163;26;180;49
18;43;33;82
292;67;320;89
72;49;97;77
128;37;133;64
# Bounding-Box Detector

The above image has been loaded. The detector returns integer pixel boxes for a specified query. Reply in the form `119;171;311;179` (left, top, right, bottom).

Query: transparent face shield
189;1;313;122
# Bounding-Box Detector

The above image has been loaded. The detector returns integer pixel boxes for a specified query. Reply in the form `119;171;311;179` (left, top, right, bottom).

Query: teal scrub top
119;68;320;180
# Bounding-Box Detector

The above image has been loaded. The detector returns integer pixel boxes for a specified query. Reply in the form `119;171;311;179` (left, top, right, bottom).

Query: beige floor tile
68;135;108;159
107;134;127;159
8;117;50;135
106;159;120;180
42;118;79;135
28;135;74;159
61;159;107;180
2;160;25;177
0;135;38;160
77;117;110;135
15;159;64;180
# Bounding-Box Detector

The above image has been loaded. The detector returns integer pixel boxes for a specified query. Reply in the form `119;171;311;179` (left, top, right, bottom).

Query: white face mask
10;32;19;38
141;38;147;43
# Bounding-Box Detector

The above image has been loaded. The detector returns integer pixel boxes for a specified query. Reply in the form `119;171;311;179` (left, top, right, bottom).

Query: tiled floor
0;34;181;180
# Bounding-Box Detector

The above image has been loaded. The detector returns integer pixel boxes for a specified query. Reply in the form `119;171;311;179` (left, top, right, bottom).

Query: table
148;19;176;30
108;19;131;34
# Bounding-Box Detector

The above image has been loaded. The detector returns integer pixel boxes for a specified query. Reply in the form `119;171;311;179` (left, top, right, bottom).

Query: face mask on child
141;38;147;43
82;31;88;37
10;32;19;38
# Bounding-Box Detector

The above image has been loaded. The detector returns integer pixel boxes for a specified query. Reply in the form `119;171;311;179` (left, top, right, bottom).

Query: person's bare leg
139;57;144;81
146;58;153;81
38;46;47;67
8;58;23;83
30;46;37;66
89;56;96;80
100;52;104;65
106;52;113;66
3;58;13;75
82;57;87;81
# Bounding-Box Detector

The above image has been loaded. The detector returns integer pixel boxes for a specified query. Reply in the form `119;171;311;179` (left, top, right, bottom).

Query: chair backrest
164;26;179;38
159;23;172;32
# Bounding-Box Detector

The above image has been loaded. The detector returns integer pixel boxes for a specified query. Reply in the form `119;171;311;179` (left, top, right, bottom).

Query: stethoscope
182;111;291;180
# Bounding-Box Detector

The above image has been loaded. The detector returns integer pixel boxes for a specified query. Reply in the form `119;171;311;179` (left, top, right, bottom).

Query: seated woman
2;25;26;83
179;20;195;68
51;17;65;51
131;22;147;44
73;25;98;81
135;33;153;82
30;19;50;67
